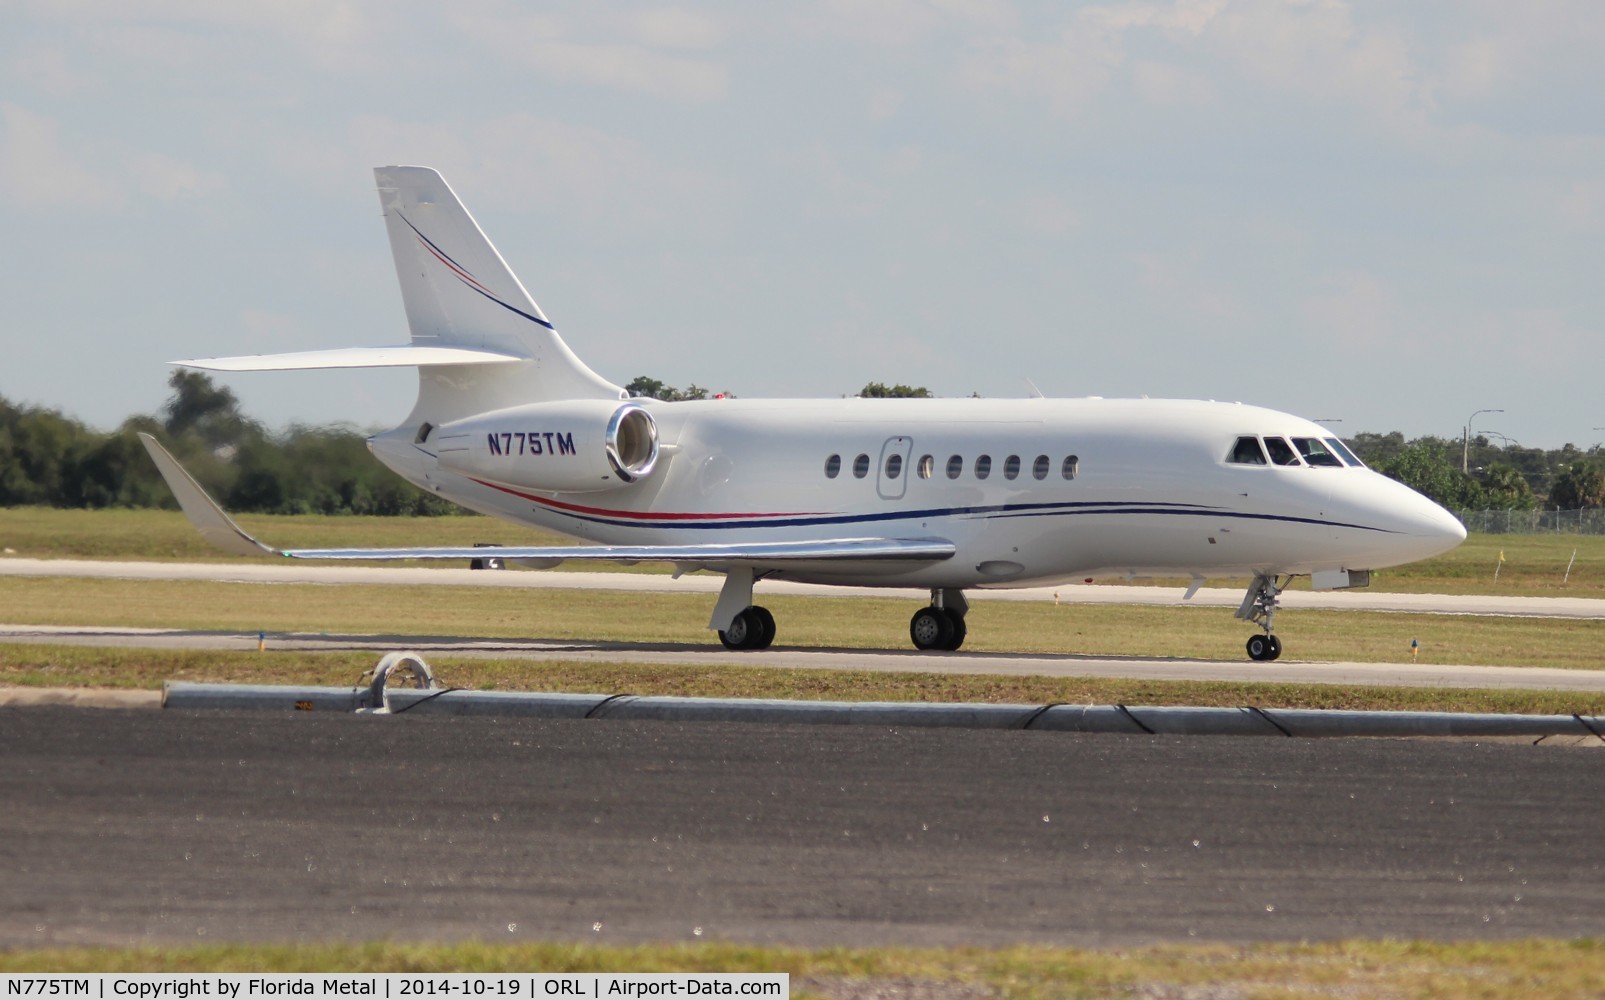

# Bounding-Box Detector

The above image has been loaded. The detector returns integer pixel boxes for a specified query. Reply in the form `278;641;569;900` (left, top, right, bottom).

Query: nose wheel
1246;633;1283;661
1237;573;1288;661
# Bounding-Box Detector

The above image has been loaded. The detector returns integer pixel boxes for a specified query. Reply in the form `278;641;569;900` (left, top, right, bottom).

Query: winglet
137;433;281;558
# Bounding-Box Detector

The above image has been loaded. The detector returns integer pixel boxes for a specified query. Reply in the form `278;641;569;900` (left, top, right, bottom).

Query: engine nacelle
430;400;659;493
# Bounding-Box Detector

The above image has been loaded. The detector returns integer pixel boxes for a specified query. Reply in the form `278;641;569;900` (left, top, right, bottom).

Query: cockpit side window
1228;436;1267;465
1264;437;1301;466
1293;437;1343;467
1325;437;1364;468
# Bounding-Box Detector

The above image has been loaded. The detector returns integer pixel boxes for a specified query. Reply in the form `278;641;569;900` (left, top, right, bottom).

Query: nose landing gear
1237;573;1287;661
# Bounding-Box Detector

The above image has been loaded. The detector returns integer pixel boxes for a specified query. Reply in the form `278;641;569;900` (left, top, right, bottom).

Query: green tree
1479;464;1536;511
1548;462;1605;509
625;375;674;400
163;369;258;450
1375;440;1484;509
858;382;932;398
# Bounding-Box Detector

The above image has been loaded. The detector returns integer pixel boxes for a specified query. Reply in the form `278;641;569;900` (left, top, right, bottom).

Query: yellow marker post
257;631;266;652
1410;638;1419;661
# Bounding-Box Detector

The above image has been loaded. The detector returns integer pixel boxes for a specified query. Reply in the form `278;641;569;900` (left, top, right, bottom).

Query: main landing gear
910;589;968;651
1237;573;1287;661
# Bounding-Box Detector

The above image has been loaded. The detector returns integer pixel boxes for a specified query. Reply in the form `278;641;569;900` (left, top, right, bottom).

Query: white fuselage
371;396;1466;590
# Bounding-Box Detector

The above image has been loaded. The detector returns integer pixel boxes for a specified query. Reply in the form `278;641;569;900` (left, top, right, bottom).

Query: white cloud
626;8;728;50
1299;269;1398;351
802;0;1017;47
0;103;118;209
448;6;728;102
10;47;94;97
130;153;227;203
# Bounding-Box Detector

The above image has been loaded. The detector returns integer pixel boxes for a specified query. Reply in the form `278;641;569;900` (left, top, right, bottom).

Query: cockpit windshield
1324;437;1364;468
1264;437;1300;466
1292;437;1344;467
1227;434;1364;468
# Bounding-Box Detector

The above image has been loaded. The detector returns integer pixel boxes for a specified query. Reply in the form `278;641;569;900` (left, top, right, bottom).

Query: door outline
876;436;914;501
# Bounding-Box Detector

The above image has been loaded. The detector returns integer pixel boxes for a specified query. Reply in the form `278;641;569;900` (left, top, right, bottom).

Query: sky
2;0;1602;450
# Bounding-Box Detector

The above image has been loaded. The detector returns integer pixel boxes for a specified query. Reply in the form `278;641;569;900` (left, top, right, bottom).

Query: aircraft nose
1377;478;1467;562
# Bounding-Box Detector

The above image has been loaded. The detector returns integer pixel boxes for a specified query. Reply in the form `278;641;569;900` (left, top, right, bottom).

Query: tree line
0;372;457;515
2;373;1601;514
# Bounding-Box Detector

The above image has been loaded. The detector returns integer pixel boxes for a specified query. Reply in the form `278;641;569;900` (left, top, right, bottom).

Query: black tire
1246;634;1270;661
1265;635;1283;661
910;607;955;651
941;608;967;651
750;606;776;649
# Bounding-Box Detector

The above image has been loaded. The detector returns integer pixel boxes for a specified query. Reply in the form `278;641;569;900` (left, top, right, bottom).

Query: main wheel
941;608;967;651
910;607;956;651
749;605;776;649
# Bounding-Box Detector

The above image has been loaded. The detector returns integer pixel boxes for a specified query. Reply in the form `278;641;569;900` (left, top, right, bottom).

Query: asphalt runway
3;706;1601;950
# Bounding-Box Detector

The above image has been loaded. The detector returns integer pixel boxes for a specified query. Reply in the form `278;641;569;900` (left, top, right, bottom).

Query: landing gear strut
711;566;775;650
910;589;967;651
1236;573;1286;661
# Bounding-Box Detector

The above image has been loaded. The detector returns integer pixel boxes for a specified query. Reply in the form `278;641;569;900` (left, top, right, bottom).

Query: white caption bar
0;976;787;1000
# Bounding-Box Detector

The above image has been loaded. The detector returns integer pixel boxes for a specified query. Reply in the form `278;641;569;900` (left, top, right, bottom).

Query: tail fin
376;166;622;423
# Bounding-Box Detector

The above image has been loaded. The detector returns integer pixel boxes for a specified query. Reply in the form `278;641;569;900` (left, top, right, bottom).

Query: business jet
141;165;1466;661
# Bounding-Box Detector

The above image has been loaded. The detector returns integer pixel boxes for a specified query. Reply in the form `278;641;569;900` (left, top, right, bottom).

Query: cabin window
885;453;903;479
824;454;842;478
946;455;963;479
853;453;871;478
1228;436;1267;465
1003;455;1021;480
1264;437;1301;466
917;454;934;479
1032;455;1050;480
1325;437;1364;468
1293;437;1343;467
975;455;992;480
1062;455;1079;480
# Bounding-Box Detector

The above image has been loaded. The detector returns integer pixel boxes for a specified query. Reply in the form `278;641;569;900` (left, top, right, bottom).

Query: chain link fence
1454;508;1605;534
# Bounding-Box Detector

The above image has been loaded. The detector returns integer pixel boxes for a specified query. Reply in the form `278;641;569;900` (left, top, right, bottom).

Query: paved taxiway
3;706;1600;949
5;557;1605;619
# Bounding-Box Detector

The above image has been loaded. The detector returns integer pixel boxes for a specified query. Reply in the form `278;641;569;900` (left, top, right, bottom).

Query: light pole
1463;408;1503;474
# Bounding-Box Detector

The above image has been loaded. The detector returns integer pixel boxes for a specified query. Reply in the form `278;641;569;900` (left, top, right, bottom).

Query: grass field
2;939;1602;998
3;506;1604;595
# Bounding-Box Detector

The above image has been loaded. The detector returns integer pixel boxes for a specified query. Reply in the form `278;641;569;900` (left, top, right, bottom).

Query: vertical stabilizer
375;166;622;423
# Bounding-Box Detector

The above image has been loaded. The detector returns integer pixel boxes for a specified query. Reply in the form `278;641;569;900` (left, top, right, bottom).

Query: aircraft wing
138;434;955;567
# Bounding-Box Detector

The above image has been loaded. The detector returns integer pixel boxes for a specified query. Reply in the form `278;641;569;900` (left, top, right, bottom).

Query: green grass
0;507;662;572
5;644;1605;714
2;940;1602;998
5;507;1605;594
2;574;1602;670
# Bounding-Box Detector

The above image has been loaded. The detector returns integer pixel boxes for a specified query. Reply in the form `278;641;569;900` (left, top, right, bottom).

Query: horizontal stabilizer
174;345;527;372
140;433;955;569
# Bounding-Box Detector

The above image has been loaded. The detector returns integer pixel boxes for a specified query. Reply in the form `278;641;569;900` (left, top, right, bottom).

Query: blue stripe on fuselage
508;496;1397;536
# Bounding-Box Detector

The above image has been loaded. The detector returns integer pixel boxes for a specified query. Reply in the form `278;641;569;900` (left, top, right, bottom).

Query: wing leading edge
137;434;956;568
